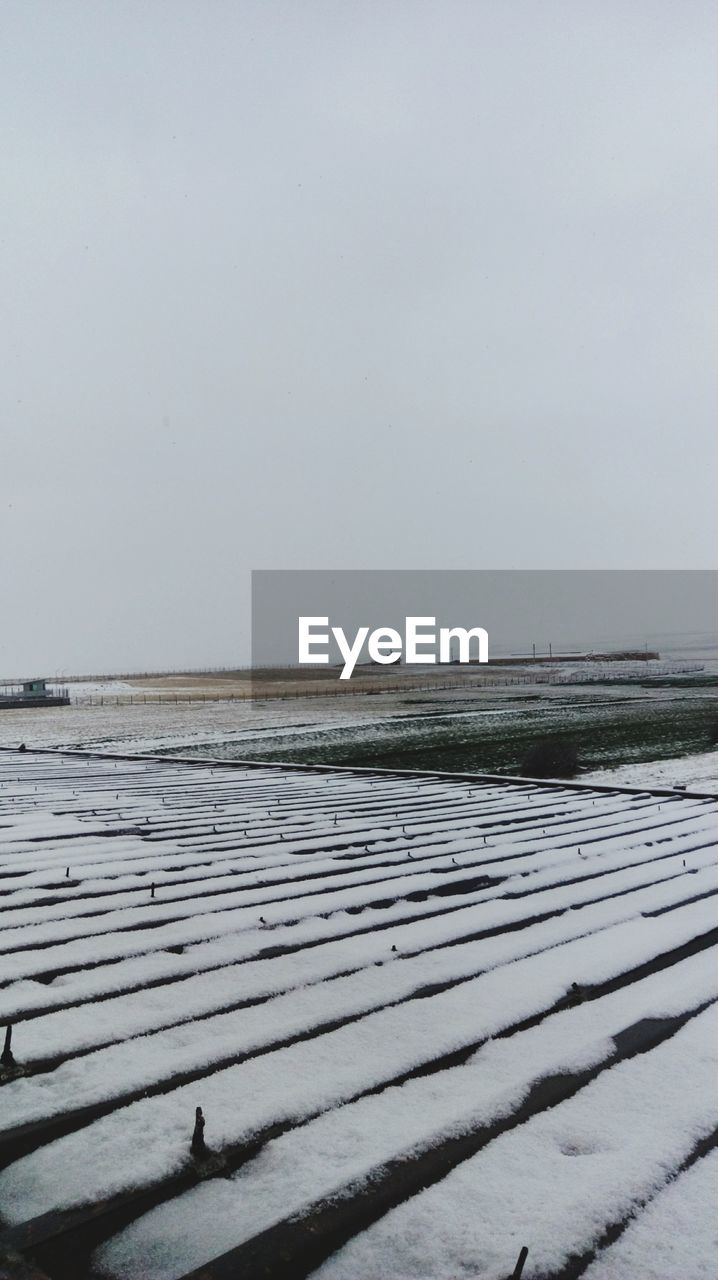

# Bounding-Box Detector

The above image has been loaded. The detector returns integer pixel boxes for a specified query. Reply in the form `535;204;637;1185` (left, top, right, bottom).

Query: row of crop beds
1;748;718;1279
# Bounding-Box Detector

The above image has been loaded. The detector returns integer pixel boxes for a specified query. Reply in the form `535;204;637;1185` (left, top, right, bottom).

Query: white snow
95;949;718;1279
3;747;718;1279
583;1150;718;1280
313;1003;718;1280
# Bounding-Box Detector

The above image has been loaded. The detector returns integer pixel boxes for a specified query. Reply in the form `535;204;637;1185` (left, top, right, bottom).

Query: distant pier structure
0;678;70;709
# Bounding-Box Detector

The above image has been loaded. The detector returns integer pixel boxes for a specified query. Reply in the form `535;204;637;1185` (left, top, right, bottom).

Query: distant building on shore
0;678;70;708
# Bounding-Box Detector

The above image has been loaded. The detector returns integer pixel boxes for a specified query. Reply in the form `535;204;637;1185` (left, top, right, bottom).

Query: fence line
67;664;705;707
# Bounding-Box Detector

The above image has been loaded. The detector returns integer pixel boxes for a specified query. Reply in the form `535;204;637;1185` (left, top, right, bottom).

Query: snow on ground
47;681;136;697
2;669;709;765
312;1003;718;1280
584;746;718;793
2;748;718;1279
8;884;718;1136
582;1149;718;1280
94;948;718;1280
5;842;718;1065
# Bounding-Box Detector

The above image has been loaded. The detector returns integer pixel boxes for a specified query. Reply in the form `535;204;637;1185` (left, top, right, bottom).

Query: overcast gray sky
2;1;718;675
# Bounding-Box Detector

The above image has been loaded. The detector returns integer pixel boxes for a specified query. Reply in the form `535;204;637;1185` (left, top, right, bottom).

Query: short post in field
191;1105;207;1157
511;1246;529;1279
1;1024;15;1067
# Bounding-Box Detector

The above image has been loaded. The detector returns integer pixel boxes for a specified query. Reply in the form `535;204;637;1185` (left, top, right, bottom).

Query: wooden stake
512;1246;529;1279
191;1105;207;1157
1;1024;14;1067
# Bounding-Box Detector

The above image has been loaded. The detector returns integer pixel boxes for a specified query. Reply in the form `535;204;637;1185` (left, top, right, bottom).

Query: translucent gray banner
251;570;718;678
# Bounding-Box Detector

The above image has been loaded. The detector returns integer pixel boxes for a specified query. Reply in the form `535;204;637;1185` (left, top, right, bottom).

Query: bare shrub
521;738;579;778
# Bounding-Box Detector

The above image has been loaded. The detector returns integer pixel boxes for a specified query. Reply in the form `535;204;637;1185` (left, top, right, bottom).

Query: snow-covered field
584;748;718;793
3;655;718;790
2;747;718;1278
2;682;512;757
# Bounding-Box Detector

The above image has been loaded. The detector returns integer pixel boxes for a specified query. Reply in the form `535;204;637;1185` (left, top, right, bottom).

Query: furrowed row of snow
0;796;710;934
5;886;718;1209
0;796;672;921
4;822;718;990
94;946;718;1280
3;875;718;1136
2;747;718;1280
3;803;715;951
0;786;667;893
582;1148;718;1279
2;832;715;1027
5;838;718;1071
311;1001;718;1280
